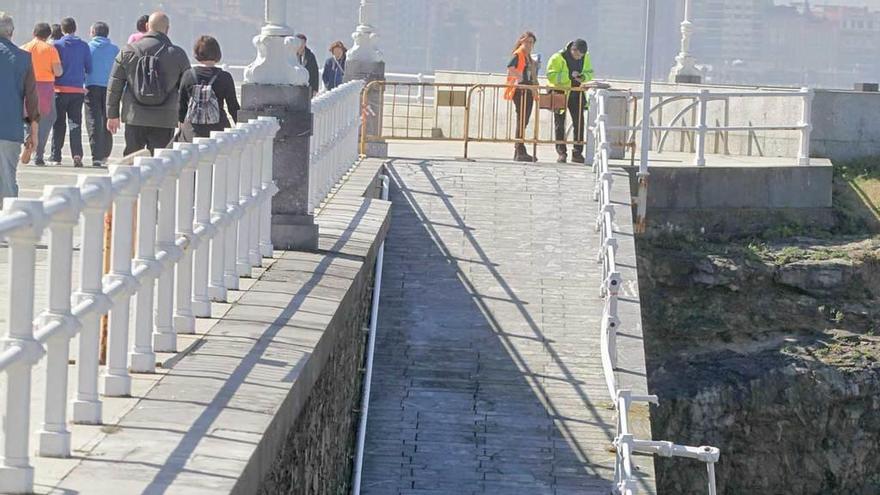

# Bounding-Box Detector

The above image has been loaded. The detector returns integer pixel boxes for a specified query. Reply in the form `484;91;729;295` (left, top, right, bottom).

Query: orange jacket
504;48;531;101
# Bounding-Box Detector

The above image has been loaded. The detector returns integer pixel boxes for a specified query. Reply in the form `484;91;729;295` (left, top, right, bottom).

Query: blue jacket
54;35;92;90
0;38;33;143
322;55;346;91
86;36;118;87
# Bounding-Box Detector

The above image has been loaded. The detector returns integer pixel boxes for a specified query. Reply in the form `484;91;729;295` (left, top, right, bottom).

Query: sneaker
92;159;104;168
73;156;83;168
572;151;585;164
33;158;45;167
556;153;567;164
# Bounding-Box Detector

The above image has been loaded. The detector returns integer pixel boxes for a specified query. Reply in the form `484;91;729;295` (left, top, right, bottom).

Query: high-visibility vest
503;48;528;101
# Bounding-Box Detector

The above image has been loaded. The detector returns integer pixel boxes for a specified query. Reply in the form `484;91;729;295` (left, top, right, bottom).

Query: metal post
208;131;231;302
694;89;709;166
103;165;140;397
153;150;184;353
173;144;199;334
130;158;163;372
798;87;813;166
72;176;113;424
636;0;656;233
0;199;45;493
191;138;218;317
37;187;81;458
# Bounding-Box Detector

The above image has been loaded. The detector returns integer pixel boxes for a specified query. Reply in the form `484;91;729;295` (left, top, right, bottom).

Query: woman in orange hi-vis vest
504;31;538;162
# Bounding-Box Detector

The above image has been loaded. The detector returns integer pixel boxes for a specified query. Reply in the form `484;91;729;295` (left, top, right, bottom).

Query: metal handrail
0;116;282;494
589;89;721;495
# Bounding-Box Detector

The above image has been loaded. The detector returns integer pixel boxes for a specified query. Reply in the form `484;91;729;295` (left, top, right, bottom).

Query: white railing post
798;87;813;166
256;117;278;258
417;73;425;103
153;149;184;353
234;124;254;277
129;157;164;373
173;143;200;334
192;138;219;316
72;176;112;423
36;186;81;458
208;131;231;302
0;199;46;493
103;165;140;397
247;120;265;267
694;88;709;166
224;130;244;290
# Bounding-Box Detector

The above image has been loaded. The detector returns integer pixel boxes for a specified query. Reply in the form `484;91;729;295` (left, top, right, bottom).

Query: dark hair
193;35;222;62
572;39;588;54
512;31;537;54
33;22;51;40
295;33;307;42
61;17;76;34
50;24;62;40
92;21;109;38
136;14;149;33
328;40;346;53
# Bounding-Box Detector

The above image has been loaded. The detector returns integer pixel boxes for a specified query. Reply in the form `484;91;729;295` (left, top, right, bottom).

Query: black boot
556;145;567;163
571;150;585;163
514;144;534;162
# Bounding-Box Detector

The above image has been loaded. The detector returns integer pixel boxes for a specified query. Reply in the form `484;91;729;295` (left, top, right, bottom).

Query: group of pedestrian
296;34;349;95
0;9;244;203
505;33;594;163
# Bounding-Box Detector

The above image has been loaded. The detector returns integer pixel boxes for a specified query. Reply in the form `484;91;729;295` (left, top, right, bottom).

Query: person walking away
546;39;593;163
322;41;347;91
85;21;118;167
20;22;63;166
504;31;539;162
295;33;320;97
50;24;62;41
51;17;92;167
0;12;40;202
127;15;148;44
106;12;191;155
179;35;240;139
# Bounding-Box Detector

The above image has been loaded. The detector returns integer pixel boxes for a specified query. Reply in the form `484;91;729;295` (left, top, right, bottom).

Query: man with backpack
106;12;190;155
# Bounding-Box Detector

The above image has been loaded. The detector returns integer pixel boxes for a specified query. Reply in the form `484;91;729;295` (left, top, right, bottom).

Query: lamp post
669;0;702;84
243;0;308;85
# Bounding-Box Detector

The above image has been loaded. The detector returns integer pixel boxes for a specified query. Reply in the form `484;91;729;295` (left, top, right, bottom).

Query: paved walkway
360;154;654;494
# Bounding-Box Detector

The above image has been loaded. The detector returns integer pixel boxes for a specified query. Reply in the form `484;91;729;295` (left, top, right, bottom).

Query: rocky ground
638;233;880;494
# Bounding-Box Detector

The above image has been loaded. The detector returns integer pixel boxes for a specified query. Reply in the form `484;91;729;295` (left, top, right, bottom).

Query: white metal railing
609;87;813;167
309;80;365;213
0;117;280;494
590;89;721;495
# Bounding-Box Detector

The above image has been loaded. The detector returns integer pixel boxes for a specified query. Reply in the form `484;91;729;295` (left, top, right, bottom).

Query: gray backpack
184;69;221;125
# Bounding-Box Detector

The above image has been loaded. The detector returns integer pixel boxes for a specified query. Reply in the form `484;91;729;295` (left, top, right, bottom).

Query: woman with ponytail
504;31;538;162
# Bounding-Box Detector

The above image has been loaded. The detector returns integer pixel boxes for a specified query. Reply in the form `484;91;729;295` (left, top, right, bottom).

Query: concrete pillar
345;0;387;157
239;0;318;250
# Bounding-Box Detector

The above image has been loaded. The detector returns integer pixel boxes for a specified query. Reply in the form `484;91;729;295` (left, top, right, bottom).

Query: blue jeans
0;139;20;202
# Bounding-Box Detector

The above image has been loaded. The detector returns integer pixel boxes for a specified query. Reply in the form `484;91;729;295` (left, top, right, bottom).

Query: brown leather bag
539;92;567;111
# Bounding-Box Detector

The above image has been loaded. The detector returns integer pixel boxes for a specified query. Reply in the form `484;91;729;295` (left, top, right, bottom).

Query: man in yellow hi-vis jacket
546;39;592;163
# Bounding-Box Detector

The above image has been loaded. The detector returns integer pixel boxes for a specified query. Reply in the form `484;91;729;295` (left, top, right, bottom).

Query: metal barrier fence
360;81;608;158
309;80;365;213
0;117;280;494
590;89;720;494
609;87;813;166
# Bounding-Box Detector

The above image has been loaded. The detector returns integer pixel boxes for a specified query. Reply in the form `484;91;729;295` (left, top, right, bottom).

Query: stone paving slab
360;156;655;494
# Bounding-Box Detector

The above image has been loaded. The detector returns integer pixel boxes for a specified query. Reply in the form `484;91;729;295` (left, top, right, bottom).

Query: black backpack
132;43;170;106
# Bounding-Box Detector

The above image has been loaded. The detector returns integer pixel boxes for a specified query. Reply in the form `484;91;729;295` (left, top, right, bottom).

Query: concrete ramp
361;157;654;494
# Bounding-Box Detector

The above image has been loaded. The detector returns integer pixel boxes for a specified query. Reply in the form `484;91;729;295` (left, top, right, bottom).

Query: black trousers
123;125;175;156
553;90;587;154
512;88;534;141
84;86;112;162
51;92;85;161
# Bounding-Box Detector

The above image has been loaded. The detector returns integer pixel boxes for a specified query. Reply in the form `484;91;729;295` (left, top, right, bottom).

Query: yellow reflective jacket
546;50;594;89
